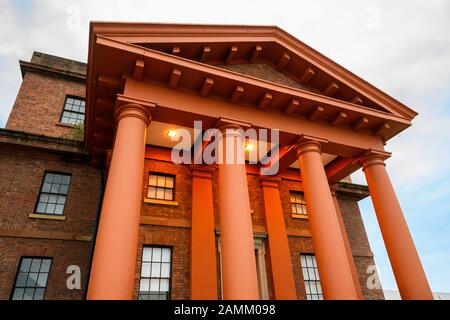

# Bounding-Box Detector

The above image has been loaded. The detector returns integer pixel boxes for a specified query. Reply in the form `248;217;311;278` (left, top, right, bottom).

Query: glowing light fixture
167;130;177;138
245;143;255;151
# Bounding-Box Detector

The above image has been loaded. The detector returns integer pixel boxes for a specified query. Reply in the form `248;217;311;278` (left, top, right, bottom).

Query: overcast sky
1;0;449;294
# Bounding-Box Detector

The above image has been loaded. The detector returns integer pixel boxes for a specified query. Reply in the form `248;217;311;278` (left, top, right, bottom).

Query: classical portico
85;23;432;300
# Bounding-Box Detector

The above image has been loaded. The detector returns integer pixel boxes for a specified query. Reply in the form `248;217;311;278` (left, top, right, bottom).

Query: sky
0;0;449;293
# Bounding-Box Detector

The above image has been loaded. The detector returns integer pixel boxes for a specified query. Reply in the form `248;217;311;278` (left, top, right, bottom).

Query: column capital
260;176;281;189
293;135;328;158
115;95;155;126
358;149;391;172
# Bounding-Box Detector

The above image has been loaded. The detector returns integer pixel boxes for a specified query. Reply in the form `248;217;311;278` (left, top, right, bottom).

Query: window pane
59;185;69;194
26;273;38;286
156;188;165;200
30;259;41;272
141;263;151;277
12;288;24;300
164;189;173;201
142;248;152;262
36;203;46;213
161;263;170;278
53;174;62;184
157;176;166;187
39;194;49;203
140;279;150;292
54;205;64;215
61;175;71;185
148;175;157;186
16;273;28;287
40;259;51;273
151;263;161;277
152;248;162;262
37;273;48;287
165;177;174;188
48;194;57;204
147;186;157;199
44;174;54;183
161;249;171;262
46;204;56;214
34;288;45;300
20;259;32;272
23;288;35;300
291;204;297;214
160;279;169;292
150;279;159;292
42;183;51;193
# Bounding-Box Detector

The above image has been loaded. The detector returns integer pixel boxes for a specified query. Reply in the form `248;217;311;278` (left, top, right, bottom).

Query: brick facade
0;52;384;300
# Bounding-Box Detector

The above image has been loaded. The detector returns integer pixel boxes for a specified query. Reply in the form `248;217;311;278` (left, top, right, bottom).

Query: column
295;139;359;300
87;103;152;300
191;166;218;299
331;189;364;299
218;124;259;300
261;177;297;299
361;153;433;300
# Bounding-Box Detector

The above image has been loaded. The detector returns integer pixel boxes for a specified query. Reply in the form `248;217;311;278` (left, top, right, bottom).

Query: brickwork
0;237;91;300
6;71;85;140
0;148;101;235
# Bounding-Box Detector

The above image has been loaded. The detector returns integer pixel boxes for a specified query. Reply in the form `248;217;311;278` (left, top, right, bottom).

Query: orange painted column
296;139;359;300
261;177;297;300
331;190;364;299
218;125;259;300
361;154;433;300
191;166;218;299
87;103;152;300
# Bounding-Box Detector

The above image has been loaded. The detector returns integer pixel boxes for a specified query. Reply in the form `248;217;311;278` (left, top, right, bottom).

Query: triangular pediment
86;23;417;160
216;62;312;93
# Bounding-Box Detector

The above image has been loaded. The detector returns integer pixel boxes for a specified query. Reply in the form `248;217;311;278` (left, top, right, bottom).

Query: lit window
147;173;175;201
139;247;172;300
11;257;52;300
290;191;307;216
300;254;323;300
60;96;85;125
35;172;71;216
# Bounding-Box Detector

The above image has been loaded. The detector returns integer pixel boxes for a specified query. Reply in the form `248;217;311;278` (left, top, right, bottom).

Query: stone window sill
292;213;308;220
29;213;66;221
56;123;77;128
144;198;179;206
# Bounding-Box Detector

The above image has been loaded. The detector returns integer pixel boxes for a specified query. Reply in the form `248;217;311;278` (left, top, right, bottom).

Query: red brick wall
6;71;85;139
0;147;101;300
0;237;91;300
0;149;101;235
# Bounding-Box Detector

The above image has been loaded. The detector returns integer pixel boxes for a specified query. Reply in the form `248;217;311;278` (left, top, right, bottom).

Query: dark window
60;96;85;125
300;254;323;300
35;172;71;216
290;191;307;216
147;173;175;201
139;247;172;300
11;257;52;300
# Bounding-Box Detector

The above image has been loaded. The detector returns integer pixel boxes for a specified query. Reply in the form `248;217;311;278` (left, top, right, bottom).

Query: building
0;23;433;300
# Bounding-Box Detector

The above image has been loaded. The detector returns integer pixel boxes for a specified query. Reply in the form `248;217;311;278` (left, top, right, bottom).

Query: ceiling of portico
146;121;337;167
